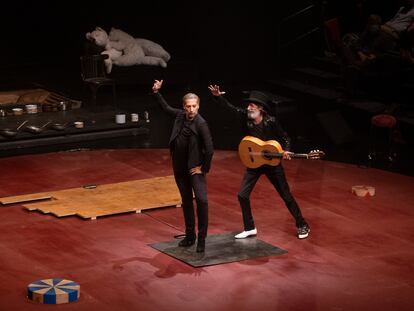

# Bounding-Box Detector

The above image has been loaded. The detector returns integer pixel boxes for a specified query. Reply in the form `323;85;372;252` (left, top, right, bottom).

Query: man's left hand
190;166;202;175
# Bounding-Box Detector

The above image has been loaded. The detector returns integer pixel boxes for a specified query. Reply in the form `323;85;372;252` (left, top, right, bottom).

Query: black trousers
174;172;208;240
237;164;306;231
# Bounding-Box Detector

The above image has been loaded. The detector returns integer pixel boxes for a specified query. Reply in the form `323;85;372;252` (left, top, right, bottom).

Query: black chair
80;54;117;109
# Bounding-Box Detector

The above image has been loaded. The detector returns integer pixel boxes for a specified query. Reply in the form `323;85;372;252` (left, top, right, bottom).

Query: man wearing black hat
208;85;310;239
152;79;214;253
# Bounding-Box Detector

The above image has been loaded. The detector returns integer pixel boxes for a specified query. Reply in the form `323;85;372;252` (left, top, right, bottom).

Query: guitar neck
249;152;309;159
290;153;309;159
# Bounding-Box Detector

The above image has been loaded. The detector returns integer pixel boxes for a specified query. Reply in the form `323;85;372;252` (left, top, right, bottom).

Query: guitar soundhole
248;147;254;162
262;150;273;160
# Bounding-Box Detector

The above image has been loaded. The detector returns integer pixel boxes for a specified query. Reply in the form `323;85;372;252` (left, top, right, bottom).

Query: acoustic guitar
238;136;325;168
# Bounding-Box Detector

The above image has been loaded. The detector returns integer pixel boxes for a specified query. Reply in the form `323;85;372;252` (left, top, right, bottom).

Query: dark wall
1;1;321;82
325;0;403;34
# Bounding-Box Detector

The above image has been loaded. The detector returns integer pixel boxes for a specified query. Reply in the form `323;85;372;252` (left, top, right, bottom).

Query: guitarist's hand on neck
247;103;264;124
283;151;293;160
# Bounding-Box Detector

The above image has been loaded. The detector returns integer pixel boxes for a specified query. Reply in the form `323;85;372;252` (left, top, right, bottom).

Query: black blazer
154;92;214;173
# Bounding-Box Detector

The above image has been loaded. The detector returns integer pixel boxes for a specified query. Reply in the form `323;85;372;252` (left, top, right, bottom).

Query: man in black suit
152;80;214;253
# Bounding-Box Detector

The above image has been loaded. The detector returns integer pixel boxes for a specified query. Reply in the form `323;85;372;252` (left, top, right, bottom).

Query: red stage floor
0;149;413;311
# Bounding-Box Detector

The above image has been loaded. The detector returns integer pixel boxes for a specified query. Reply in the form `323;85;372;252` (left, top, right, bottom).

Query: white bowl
12;108;23;115
74;121;84;129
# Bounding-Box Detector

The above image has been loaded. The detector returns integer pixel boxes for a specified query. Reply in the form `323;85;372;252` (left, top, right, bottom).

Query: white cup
25;104;38;114
131;113;139;122
115;114;126;124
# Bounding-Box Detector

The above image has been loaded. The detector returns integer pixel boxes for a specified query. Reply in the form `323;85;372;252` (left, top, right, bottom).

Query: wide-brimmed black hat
243;90;271;111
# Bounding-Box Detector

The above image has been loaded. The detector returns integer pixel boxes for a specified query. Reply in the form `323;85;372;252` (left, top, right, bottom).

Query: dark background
0;0;403;81
0;0;323;81
1;0;412;176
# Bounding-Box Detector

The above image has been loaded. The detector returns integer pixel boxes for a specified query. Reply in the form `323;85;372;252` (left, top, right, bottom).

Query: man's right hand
152;79;163;93
208;84;226;97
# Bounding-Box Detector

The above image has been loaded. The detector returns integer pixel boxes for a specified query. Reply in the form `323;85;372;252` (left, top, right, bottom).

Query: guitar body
238;136;325;169
238;136;283;168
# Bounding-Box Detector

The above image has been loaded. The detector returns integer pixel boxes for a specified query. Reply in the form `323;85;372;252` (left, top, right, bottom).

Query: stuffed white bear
85;27;122;74
86;26;171;74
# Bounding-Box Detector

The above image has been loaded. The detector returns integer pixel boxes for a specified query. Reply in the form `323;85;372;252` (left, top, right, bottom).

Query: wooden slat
0;195;53;205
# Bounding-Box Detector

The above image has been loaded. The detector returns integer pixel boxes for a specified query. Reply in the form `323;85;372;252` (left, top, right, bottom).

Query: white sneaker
235;228;257;239
297;224;310;239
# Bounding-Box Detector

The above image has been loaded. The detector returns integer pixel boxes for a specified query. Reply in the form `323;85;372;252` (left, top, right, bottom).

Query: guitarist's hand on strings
190;166;203;175
283;151;293;160
208;84;226;97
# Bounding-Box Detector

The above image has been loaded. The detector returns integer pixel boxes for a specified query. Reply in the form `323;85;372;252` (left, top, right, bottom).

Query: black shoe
196;239;205;253
178;236;195;247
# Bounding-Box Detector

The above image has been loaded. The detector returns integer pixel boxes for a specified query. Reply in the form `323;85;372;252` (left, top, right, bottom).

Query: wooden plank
0;195;53;205
0;176;181;219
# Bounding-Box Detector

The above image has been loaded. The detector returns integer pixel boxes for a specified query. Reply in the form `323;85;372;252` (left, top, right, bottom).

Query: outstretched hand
208;84;226;96
152;79;163;93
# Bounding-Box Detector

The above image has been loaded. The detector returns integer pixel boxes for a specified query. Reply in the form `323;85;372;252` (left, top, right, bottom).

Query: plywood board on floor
0;176;180;219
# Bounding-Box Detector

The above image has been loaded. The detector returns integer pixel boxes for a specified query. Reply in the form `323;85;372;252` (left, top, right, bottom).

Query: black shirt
247;121;265;141
154;92;214;173
173;119;193;173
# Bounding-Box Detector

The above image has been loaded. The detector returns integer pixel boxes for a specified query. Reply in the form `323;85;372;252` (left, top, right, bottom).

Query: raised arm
208;84;226;97
208;84;245;115
152;79;163;93
152;79;181;116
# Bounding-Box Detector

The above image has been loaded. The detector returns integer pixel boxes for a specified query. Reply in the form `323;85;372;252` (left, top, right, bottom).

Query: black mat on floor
149;232;287;267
